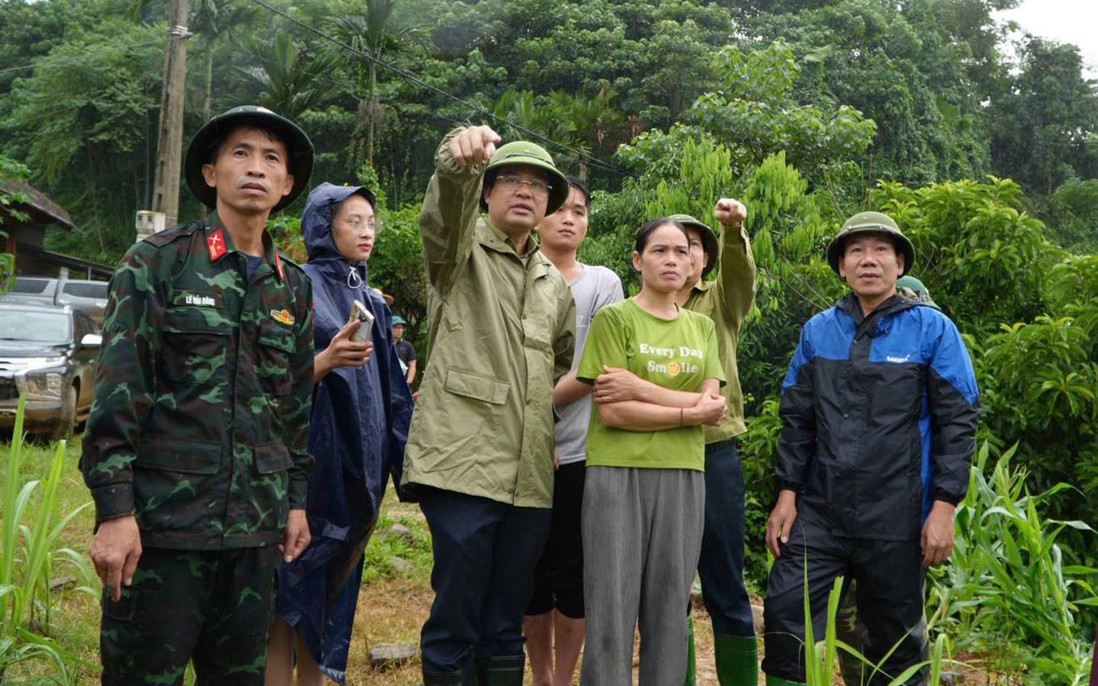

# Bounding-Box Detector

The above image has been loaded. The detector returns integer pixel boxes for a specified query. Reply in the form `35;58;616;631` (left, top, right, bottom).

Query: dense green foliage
0;154;31;285
1;0;1097;679
929;444;1096;685
2;0;1096;259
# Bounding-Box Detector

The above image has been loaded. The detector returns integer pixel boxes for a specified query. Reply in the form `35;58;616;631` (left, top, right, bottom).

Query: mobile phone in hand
348;300;375;343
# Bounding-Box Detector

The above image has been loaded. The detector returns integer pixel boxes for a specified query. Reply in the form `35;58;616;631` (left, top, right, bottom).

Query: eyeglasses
337;217;381;233
495;174;552;196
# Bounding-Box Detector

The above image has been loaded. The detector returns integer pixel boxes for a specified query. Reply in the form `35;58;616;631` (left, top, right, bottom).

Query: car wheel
46;385;77;444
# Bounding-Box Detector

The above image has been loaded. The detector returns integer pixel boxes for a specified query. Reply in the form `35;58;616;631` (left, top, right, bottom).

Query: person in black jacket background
762;212;979;686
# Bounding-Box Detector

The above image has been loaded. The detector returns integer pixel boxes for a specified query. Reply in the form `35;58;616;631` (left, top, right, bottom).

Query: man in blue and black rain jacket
762;211;979;686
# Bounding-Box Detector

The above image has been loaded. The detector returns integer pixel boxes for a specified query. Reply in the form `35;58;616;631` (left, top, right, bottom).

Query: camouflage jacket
81;214;314;550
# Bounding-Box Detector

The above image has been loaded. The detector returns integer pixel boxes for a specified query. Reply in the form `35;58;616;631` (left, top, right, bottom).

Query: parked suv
1;276;110;325
0;302;101;441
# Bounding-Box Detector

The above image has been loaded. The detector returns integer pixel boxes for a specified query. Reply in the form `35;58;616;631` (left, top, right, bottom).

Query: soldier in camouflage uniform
81;106;316;685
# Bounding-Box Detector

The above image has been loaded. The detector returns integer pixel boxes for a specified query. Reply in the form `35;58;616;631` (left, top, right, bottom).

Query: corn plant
928;442;1097;686
0;398;94;683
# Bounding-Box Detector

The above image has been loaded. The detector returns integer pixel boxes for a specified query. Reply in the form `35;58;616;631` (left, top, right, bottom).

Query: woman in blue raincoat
267;183;413;686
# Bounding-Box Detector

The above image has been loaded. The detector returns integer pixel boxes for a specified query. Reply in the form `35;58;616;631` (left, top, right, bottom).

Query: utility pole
138;0;190;241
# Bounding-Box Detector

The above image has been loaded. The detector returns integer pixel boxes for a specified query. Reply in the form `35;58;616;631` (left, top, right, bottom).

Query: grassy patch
6;434;1093;685
362;493;433;586
0;441;442;684
0;428;99;684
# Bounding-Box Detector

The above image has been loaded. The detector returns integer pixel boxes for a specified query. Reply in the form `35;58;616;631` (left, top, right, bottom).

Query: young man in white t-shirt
523;177;623;686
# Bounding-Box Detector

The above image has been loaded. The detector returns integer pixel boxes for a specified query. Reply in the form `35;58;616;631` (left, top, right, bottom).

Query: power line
244;0;634;179
0;38;165;78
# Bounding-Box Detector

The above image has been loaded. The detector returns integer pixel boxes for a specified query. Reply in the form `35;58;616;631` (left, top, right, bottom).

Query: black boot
480;654;525;686
423;659;476;686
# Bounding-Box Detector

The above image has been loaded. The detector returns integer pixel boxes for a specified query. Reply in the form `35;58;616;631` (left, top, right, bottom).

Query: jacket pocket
252;441;292;530
419;368;509;454
256;441;293;473
161;306;230;384
444;368;509;405
133;436;221;534
256;320;295;396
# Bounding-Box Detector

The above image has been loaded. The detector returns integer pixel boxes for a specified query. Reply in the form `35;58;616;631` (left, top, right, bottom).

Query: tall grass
928;443;1097;685
796;575;953;686
0;398;95;683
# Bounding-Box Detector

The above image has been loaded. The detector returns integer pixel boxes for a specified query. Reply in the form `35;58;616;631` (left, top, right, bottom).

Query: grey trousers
580;466;705;686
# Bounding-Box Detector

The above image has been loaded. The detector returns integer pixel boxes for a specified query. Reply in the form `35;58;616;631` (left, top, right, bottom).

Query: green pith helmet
480;140;569;215
896;275;941;310
184;105;314;212
826;211;915;277
668;214;719;278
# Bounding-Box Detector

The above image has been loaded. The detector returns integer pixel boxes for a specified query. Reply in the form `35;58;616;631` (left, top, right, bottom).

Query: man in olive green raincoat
403;125;576;686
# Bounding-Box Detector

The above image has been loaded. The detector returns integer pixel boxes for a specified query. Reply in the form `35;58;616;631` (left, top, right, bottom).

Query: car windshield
0;310;71;343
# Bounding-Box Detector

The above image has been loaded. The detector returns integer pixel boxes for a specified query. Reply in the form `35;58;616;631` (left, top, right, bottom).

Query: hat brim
827;226;915;277
480;159;569;216
185;111;314;213
671;216;720;278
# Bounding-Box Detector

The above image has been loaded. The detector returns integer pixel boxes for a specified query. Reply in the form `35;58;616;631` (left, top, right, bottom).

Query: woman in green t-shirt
577;218;727;685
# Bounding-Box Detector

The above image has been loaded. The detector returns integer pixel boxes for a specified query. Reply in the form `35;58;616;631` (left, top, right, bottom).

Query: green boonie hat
826;211;915;277
896;275;941;311
668;214;719;279
480;141;569;215
184;105;314;213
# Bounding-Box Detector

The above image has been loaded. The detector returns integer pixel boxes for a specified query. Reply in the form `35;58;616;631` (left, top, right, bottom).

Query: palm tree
190;0;257;121
236;33;337;121
490;85;629;178
126;0;255;121
332;0;418;166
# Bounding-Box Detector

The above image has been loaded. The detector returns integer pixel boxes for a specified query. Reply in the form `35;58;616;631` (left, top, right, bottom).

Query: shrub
928;443;1097;685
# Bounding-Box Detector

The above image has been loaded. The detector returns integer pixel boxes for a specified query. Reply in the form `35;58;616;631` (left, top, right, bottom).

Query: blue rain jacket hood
276;182;413;684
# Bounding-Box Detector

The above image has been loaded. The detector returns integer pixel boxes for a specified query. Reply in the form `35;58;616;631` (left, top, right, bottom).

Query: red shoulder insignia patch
207;229;228;261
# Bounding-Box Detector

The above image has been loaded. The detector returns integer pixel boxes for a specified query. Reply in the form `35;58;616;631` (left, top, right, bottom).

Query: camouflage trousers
100;544;280;685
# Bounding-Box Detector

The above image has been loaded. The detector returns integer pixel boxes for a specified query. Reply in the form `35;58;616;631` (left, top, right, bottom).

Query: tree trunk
201;37;214;220
367;62;377;166
203;37;214;121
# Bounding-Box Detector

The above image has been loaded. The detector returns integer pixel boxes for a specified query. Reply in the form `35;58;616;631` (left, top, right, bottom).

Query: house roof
0;181;75;231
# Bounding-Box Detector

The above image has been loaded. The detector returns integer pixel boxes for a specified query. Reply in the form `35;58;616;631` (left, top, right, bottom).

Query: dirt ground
346;581;735;686
339;494;748;685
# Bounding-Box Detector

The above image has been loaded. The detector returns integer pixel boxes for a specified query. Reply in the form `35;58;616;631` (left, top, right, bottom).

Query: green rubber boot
713;633;759;686
683;616;697;686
